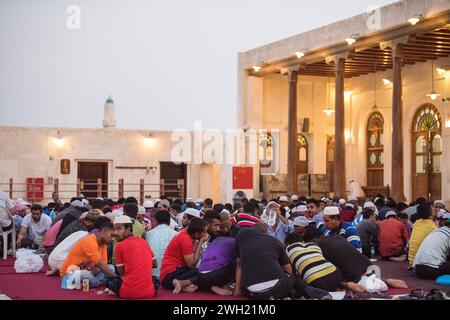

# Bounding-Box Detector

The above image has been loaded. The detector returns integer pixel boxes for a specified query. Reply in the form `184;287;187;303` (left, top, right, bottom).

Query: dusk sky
0;0;396;131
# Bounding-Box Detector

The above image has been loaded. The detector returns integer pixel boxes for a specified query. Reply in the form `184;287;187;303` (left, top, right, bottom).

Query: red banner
26;177;44;201
232;167;253;190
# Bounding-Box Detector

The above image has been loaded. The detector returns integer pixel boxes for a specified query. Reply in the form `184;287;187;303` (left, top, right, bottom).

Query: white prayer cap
291;195;299;201
143;200;154;208
81;198;90;205
294;216;309;227
186;197;193;203
434;200;445;206
279;196;289;202
137;205;145;214
70;200;83;207
296;205;308;212
385;211;397;218
196;198;203;204
184;208;201;218
114;215;132;224
345;203;354;209
364;201;376;209
107;209;123;221
339;199;346;205
324;206;340;216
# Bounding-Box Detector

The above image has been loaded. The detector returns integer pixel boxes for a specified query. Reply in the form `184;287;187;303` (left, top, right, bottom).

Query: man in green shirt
123;203;144;238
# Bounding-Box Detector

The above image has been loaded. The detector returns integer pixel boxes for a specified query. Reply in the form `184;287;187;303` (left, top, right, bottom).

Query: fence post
9;178;13;199
118;179;124;199
76;179;81;197
97;178;102;198
140;179;145;205
160;179;164;198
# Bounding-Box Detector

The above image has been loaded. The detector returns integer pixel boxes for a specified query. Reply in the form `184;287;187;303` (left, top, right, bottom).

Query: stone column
287;67;299;195
334;57;346;198
381;38;408;202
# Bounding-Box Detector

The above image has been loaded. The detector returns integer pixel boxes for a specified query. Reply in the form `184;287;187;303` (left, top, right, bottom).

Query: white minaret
103;95;117;128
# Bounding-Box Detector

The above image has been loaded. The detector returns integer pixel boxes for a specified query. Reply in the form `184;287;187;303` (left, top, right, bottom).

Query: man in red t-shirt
110;215;157;299
160;217;208;294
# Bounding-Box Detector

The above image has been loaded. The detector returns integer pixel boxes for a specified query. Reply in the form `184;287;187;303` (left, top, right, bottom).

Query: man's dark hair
385;198;397;209
124;197;138;205
415;197;427;205
417;203;432;220
204;198;213;207
187;217;207;236
47;202;56;209
299;196;307;202
213;203;225;213
70;197;80;203
396;202;409;213
117;197;126;205
233;202;242;211
243;203;256;215
224;203;233;212
362;209;374;219
186;202;195;208
397;212;408;220
203;210;221;223
173;198;183;205
261;199;268;206
303;227;323;243
106;199;115;207
103;207;113;214
171;203;182;213
306;198;320;207
155;210;171;225
123;223;133;232
31;204;43;212
92;199;105;210
123;203;139;219
95;216;114;230
285;232;303;246
374;198;385;208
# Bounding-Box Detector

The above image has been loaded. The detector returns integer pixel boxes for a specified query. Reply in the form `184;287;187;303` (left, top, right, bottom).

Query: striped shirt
231;213;260;228
286;242;337;284
323;221;362;252
352;214;364;227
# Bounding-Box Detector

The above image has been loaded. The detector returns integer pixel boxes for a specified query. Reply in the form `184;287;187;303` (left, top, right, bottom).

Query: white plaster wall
0;127;225;202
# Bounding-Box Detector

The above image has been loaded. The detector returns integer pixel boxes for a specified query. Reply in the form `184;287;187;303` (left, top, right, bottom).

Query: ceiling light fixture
426;60;440;101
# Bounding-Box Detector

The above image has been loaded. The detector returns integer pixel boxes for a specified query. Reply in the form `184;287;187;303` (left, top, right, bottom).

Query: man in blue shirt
263;202;294;243
321;206;362;252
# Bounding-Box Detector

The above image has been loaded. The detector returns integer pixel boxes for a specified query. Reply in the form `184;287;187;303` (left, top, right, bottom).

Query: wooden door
367;112;384;187
77;162;108;199
412;104;442;201
160;162;186;200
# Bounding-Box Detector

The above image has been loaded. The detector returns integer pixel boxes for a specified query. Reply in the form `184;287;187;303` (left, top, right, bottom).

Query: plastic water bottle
267;209;277;227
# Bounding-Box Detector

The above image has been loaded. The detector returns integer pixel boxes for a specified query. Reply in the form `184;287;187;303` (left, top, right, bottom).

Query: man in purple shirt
197;236;236;295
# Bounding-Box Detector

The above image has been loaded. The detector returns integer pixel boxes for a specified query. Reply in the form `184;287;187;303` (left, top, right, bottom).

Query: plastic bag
14;249;44;273
358;274;388;293
61;265;82;290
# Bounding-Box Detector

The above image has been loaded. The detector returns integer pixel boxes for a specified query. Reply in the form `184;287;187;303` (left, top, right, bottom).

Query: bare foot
45;269;58;277
172;279;182;294
211;286;233;296
320;295;333;300
182;284;199;293
385;278;408;289
347;282;366;293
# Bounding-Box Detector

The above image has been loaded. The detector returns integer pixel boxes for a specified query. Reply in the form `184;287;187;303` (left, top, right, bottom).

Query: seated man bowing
160;217;209;293
60;217;117;288
106;215;158;299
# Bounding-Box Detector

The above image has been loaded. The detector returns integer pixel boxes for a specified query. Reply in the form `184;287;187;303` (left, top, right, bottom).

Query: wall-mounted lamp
408;14;422;26
53;131;65;147
144;133;156;147
345;34;358;45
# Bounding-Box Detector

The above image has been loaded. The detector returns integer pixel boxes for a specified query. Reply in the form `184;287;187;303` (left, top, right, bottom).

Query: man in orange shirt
60;216;117;288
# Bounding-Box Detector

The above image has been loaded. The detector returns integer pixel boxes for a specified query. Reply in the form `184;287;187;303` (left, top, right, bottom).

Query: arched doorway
412;103;442;201
367;112;384;187
297;134;308;174
326;135;335;192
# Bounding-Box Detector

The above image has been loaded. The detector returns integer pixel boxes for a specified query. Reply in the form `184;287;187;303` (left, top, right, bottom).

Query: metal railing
0;178;185;205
